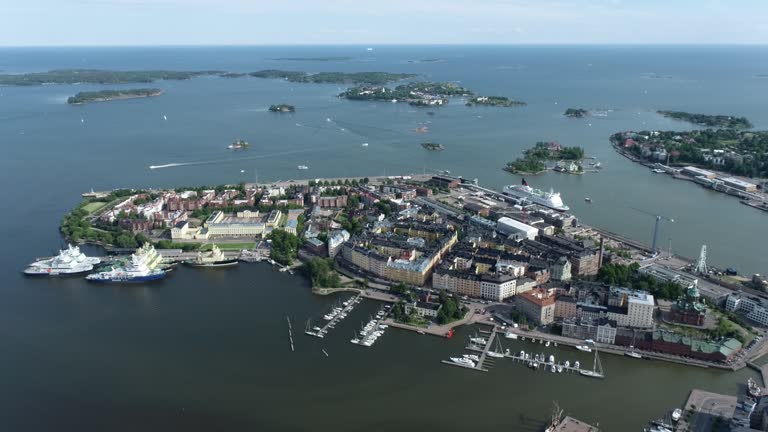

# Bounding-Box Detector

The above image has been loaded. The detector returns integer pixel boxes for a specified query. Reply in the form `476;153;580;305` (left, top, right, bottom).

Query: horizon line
1;42;767;49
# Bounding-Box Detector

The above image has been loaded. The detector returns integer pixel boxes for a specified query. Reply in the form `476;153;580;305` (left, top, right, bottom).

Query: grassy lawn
82;201;108;214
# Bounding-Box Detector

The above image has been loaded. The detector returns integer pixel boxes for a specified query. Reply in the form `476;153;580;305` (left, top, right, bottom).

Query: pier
305;293;362;338
446;328;605;378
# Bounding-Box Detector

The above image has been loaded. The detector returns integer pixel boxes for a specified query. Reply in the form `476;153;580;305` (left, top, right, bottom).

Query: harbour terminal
29;171;768;430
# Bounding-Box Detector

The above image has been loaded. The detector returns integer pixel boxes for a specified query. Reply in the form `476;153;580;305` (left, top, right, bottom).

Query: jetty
305;293;362;338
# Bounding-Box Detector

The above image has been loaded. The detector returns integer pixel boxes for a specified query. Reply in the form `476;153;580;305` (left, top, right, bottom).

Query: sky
2;0;767;46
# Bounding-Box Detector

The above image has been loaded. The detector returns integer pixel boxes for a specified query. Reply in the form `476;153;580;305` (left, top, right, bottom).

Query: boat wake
149;148;325;170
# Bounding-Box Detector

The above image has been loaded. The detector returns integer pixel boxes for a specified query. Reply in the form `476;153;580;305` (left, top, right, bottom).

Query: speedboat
557;365;563;373
551;364;557;373
505;332;518;340
625;351;642;359
463;354;480;362
575;345;592;353
671;408;682;422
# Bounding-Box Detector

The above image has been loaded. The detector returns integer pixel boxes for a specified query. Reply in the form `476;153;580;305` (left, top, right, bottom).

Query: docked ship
748;377;762;398
184;244;238;268
86;243;165;283
503;179;569;212
24;244;101;276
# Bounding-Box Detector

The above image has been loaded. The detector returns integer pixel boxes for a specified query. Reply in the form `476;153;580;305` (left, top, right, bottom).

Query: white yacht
450;357;476;368
25;244;101;276
505;332;519;340
575;345;592;353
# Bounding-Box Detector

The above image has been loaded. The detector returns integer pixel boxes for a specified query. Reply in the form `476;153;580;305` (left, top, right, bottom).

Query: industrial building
496;217;538;240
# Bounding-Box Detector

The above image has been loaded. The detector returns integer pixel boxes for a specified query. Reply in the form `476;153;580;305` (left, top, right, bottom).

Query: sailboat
487;338;505;358
579;350;604;378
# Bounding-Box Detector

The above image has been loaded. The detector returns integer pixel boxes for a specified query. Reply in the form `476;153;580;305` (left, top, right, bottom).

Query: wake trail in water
149;148;322;170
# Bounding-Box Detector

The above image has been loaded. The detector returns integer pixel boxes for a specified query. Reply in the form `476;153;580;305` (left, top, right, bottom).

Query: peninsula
268;104;295;113
0;69;223;86
505;141;585;174
57;171;761;375
339;81;472;106
249;70;416;85
657;111;753;129
67;88;163;105
564;108;590;118
466;96;527;107
611;129;768;178
421;141;444;151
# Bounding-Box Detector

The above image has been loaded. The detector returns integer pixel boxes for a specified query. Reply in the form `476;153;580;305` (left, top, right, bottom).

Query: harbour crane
631;207;674;256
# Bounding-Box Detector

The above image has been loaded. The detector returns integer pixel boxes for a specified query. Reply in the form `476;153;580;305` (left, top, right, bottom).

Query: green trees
436;290;468;324
597;262;683;301
268;230;301;265
301;258;341;288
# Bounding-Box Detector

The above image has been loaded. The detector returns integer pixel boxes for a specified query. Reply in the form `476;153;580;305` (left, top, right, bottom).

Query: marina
446;327;605;378
305;294;362;338
351;306;391;347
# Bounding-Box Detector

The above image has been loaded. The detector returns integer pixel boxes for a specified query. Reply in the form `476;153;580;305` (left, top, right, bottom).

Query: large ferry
24;244;101;276
503;179;569;212
183;244;239;268
86;243;165;283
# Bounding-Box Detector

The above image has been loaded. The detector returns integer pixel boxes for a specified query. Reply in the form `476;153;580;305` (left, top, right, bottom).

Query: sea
1;45;767;431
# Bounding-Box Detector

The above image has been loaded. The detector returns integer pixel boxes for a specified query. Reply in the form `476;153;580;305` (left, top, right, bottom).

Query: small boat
749;377;762;398
520;351;525;358
574;361;580;369
450;357;475;367
564;361;570;368
548;355;555;364
575;345;592;353
312;326;322;332
487;351;504;358
652;168;666;173
671;408;682;422
551;364;557;373
584;197;592;202
545;341;551;347
297;165;309;170
557;365;563;373
625;351;642;359
361;142;369;147
463;354;480;362
504;332;518;340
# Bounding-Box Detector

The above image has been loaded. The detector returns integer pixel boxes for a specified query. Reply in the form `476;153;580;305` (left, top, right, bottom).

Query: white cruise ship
503;179;569;212
86;243;165;283
24;244;101;276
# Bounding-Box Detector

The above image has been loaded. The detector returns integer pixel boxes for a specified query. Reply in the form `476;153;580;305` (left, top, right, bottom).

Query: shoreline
68;90;164;105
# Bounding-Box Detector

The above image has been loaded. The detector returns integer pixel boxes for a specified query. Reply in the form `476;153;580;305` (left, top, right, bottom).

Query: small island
219;72;247;78
504;141;585;175
67;88;163;105
268;104;295;113
466;96;526;107
228;139;250;150
657;111;753;129
564;108;590;118
249;70;416;85
421;141;444;151
0;69;224;86
340;81;472;106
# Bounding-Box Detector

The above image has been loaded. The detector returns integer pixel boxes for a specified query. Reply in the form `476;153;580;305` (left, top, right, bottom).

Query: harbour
2;45;768;431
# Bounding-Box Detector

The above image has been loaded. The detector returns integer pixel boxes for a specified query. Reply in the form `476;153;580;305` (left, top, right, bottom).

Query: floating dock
305;293;362;338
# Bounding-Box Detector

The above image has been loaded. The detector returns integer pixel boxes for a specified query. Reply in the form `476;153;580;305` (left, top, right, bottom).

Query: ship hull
502;188;569;212
86;272;166;283
184;259;239;268
23;267;93;276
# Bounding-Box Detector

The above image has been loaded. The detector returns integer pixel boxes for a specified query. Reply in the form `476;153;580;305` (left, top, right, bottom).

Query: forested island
466;96;526;107
611;129;768;178
564;108;590;118
67;88;163;104
249;70;416;85
421;141;444;151
0;69;223;86
657;111;753;129
268;104;295;113
504;142;586;174
339;81;471;106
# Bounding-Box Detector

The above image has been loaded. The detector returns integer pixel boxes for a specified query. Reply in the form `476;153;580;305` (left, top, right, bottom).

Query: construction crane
631;207;674;256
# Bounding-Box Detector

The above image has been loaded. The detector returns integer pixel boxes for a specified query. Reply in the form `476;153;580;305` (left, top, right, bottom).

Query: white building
606;287;655;329
479;274;517;302
725;293;768;326
327;229;351;258
496;217;538;241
